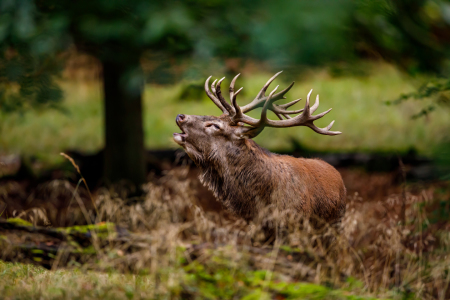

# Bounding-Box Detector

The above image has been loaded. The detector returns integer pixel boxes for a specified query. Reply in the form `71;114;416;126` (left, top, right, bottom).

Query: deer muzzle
174;114;187;145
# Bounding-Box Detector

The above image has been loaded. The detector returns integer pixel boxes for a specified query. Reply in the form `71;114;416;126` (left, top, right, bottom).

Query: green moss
179;256;385;300
241;289;271;300
72;245;96;255
60;222;116;234
6;218;33;227
0;235;9;243
57;222;117;240
279;245;303;253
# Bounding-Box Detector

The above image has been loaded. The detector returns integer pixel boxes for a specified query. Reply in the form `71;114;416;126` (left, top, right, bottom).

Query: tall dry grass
2;164;447;299
0;145;449;299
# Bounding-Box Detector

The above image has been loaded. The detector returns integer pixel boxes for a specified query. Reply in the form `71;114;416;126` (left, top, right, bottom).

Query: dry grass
1;166;449;299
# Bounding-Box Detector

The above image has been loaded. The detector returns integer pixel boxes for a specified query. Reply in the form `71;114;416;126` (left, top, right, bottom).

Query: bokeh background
1;0;450;186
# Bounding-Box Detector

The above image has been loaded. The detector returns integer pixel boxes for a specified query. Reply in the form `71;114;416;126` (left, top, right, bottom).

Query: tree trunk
102;61;146;186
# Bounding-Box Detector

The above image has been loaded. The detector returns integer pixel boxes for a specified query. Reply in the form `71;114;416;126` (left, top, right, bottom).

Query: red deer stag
173;72;346;227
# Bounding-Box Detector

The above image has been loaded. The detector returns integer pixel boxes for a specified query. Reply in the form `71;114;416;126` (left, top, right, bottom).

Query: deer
173;72;346;229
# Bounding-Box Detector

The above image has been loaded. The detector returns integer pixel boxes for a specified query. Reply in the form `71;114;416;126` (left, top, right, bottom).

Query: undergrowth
1;167;449;299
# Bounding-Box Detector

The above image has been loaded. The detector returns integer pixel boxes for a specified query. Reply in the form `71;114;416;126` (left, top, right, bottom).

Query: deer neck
198;139;274;220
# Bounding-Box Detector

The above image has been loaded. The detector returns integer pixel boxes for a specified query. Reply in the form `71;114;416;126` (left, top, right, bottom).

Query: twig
0;204;6;217
60;152;98;216
397;156;407;226
396;155;407;290
263;240;281;293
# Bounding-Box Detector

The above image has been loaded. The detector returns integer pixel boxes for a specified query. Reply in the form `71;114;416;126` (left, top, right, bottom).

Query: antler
205;71;301;118
204;72;341;137
239;71;302;117
205;76;233;114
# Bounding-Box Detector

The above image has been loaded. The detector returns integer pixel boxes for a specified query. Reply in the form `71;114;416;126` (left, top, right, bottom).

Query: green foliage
355;0;450;75
433;141;450;179
249;0;355;68
2;0;450;115
355;0;450;117
386;77;450;118
0;0;361;113
0;0;69;112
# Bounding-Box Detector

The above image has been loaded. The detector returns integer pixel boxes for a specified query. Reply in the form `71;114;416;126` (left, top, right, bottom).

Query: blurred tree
1;0;197;186
249;0;354;69
354;0;450;115
0;0;357;186
0;0;69;112
49;0;200;186
353;0;450;178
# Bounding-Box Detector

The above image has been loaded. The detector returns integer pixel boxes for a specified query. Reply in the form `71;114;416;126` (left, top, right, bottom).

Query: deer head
173;71;341;165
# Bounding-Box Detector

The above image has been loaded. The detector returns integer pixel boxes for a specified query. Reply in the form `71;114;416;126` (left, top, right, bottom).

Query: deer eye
206;123;220;130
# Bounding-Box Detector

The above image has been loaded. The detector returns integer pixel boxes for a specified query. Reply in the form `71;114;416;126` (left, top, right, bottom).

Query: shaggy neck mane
198;139;275;220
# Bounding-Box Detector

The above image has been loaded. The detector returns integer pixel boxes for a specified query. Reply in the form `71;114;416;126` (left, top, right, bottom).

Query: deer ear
236;126;263;139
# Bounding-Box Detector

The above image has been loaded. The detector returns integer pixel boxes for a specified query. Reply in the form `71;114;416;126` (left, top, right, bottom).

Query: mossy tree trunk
102;60;146;186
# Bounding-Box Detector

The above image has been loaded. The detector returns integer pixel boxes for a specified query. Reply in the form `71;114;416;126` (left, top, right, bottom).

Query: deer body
199;137;346;223
174;72;346;225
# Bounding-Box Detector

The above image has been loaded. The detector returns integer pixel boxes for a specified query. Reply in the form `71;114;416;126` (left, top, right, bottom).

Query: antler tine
304;89;312;115
231;87;243;117
278;98;301;109
215;77;235;115
272;104;304;115
260;89;341;136
205;72;341;136
274;112;285;120
231;72;300;116
232;85;341;136
228;72;300;122
205;76;228;114
271;98;303;119
230;73;242;117
240;72;295;113
261;85;279;123
310;94;319;113
229;73;240;100
307;120;341;135
211;79;217;94
256;71;283;99
261;85;296;122
229;83;285;128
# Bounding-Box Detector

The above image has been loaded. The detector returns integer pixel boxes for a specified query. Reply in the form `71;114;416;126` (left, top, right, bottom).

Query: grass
0;261;382;299
1;167;450;299
0;63;449;167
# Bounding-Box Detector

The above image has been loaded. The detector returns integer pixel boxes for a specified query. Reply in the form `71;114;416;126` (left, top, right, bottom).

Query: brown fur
174;114;346;225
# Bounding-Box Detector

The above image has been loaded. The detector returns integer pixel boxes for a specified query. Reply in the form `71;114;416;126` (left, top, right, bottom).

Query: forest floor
1;160;450;299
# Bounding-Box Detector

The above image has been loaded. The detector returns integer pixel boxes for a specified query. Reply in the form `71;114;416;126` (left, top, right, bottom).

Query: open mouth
173;124;187;145
173;132;187;145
